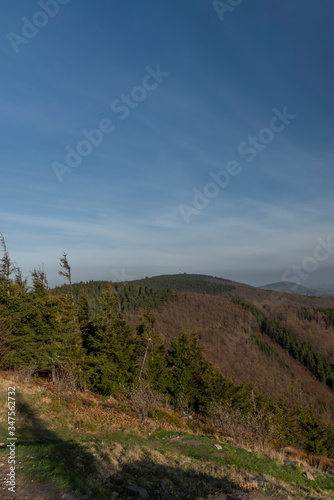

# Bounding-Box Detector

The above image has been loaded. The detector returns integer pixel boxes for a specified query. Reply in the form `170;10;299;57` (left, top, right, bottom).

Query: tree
31;265;49;295
167;332;217;412
136;310;169;392
58;252;73;300
0;233;15;294
83;284;138;394
13;265;28;293
77;291;90;333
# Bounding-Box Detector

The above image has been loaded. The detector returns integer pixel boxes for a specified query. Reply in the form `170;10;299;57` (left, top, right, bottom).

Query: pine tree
0;233;15;294
58;252;73;301
31;265;49;295
84;284;138;394
167;332;216;412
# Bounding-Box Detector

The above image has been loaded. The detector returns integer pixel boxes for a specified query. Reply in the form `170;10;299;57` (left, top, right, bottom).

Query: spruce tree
0;233;15;294
167;332;217;412
58;252;73;301
84;284;138;394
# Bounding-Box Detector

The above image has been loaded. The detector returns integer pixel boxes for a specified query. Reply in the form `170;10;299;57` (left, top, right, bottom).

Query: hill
130;274;238;295
127;291;334;424
52;273;334;436
259;281;334;297
52;273;334;425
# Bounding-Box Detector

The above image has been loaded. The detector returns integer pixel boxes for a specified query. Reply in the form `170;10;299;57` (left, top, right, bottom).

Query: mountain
313;284;334;296
259;281;334;297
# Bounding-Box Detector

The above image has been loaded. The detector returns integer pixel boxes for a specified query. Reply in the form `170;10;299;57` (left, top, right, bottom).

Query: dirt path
0;451;88;500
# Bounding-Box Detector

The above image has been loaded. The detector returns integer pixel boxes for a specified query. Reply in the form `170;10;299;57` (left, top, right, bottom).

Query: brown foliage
127;290;334;426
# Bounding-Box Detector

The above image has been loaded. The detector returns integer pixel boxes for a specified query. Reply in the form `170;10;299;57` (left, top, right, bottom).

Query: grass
1;373;334;499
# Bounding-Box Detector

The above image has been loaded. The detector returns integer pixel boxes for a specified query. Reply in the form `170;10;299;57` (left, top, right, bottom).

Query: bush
129;380;165;421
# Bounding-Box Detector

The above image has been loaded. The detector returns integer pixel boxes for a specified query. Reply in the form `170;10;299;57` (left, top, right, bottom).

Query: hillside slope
53;274;334;425
1;373;334;500
127;292;334;425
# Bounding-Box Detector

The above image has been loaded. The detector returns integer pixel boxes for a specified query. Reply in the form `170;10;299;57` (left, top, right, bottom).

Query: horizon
1;1;334;289
44;269;334;292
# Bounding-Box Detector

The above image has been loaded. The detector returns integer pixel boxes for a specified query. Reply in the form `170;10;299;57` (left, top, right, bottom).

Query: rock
214;443;222;450
303;471;315;480
111;492;119;498
161;478;173;493
127;484;149;498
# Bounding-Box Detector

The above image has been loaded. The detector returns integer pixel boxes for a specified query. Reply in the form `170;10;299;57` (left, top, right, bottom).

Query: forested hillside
52;279;176;316
1;238;334;459
132;274;236;295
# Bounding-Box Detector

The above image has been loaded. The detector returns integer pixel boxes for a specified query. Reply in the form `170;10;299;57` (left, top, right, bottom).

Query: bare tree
138;311;155;381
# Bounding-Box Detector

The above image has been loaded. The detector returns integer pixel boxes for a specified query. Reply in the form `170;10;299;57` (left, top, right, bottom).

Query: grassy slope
1;373;334;499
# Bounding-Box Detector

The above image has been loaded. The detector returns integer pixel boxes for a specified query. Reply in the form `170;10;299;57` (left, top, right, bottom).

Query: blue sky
1;0;334;288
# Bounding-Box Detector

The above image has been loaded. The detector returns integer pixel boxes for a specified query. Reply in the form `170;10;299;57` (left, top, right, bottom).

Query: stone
214;443;222;450
303;471;315;480
161;478;173;493
126;484;149;498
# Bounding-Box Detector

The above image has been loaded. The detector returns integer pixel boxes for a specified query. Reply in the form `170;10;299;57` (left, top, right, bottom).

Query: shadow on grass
15;391;104;498
110;458;236;499
15;393;238;499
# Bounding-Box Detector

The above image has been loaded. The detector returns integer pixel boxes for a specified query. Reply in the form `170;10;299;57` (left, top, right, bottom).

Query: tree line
53;280;176;317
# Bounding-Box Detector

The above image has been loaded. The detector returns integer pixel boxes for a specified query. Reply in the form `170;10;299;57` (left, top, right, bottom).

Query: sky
0;0;334;288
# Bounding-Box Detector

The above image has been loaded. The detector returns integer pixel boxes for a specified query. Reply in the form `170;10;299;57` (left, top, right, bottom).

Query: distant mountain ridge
259;281;334;297
132;274;334;298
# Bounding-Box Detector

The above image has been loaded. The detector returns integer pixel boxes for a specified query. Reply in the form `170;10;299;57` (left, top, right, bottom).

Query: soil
0;452;87;500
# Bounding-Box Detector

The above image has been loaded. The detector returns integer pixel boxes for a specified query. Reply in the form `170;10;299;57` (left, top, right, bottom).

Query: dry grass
2;371;334;499
2;369;334;478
